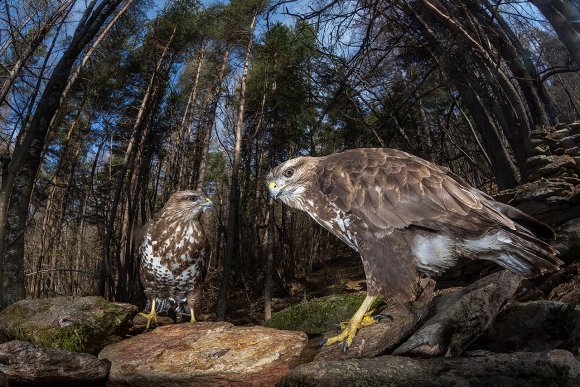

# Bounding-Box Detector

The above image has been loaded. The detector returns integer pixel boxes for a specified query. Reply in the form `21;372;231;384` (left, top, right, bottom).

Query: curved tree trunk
0;0;124;308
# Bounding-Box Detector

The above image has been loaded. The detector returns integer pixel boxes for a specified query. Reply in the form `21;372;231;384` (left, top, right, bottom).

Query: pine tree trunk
0;0;124;308
216;11;257;319
196;46;231;191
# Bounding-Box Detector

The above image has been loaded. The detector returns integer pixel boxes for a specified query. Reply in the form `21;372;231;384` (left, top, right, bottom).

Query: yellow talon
324;295;378;352
139;298;158;329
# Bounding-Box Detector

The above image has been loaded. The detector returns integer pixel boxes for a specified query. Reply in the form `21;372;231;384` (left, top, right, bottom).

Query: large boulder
394;270;521;357
98;321;307;386
0;296;136;354
0;340;109;386
280;350;580;386
472;301;580;353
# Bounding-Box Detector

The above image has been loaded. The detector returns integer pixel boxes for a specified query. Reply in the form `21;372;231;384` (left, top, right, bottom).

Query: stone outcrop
497;122;580;226
280;350;580;386
393;270;521;357
0;296;136;354
98;322;307;386
472;301;579;353
0;340;109;386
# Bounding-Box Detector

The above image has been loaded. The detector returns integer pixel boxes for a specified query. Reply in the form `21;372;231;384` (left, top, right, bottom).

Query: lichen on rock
0;296;137;354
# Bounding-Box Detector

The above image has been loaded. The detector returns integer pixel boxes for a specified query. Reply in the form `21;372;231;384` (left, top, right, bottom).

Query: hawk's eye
283;168;294;178
189;195;199;201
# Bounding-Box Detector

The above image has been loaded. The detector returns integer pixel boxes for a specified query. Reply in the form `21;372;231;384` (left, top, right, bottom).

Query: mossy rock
265;294;383;335
0;296;137;354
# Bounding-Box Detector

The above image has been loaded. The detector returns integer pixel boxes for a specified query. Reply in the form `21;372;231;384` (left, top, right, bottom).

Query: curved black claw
341;340;349;353
373;312;393;322
319;338;328;347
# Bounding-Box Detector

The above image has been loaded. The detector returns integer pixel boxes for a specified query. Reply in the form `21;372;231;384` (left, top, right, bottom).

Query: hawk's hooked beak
268;181;285;199
201;197;213;209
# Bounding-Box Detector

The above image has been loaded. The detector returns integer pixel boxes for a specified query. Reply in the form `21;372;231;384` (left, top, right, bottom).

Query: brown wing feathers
317;148;560;280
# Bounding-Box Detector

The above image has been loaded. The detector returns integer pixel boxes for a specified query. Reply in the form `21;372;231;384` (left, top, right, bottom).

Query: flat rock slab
99;322;307;386
280;350;580;386
0;340;109;386
0;296;137;354
394;270;521;357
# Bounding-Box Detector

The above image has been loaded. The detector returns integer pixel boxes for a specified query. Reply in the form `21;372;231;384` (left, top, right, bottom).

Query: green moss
265;294;384;335
34;325;89;352
2;304;30;324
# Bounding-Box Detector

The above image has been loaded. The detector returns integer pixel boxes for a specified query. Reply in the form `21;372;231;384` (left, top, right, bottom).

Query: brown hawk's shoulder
315;148;513;234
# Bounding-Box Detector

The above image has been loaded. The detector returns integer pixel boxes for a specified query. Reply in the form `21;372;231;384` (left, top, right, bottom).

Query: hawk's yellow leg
190;307;196;322
324;294;378;351
139;298;158;329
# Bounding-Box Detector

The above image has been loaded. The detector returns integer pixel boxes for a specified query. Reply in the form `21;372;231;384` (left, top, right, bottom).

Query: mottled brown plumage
267;148;561;350
138;190;212;328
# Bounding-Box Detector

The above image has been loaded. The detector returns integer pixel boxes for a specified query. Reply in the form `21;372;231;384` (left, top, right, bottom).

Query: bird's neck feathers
155;205;203;227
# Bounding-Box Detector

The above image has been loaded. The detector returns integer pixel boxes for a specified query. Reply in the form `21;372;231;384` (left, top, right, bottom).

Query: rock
265;293;368;335
526;155;555;169
553;128;571;139
0;296;136;354
393;270;521;357
99;322;307;386
528;144;551;156
554;218;580;261
314;279;435;361
473;301;579;353
0;340;109;386
518;262;580;304
532;156;577;177
280;350;580;386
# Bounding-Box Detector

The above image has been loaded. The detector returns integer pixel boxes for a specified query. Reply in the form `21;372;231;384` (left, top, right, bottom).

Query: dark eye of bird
189;195;198;201
284;168;294;178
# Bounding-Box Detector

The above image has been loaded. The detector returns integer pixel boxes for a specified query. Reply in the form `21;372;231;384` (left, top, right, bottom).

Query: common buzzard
139;190;212;329
267;148;561;350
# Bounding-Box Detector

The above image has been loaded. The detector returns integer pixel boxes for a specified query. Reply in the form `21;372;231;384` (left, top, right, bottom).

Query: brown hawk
138;190;212;329
267;148;561;351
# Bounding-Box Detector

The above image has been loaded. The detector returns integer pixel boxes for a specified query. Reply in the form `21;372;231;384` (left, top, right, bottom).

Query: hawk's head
162;190;213;221
267;156;316;208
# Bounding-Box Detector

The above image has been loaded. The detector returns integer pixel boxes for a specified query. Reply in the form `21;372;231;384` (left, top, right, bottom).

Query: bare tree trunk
170;49;204;190
99;27;175;298
196;46;231;191
58;0;135;107
0;0;74;106
263;197;274;320
0;0;124;309
530;0;580;67
216;11;257;320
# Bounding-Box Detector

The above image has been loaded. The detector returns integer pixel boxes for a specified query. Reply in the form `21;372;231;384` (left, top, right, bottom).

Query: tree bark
99;27;175;298
216;11;257;319
196;45;231;191
0;0;124;308
530;0;580;67
0;0;74;106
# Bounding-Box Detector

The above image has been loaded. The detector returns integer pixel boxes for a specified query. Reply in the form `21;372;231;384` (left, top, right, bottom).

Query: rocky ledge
0;296;136;354
98;322;307;386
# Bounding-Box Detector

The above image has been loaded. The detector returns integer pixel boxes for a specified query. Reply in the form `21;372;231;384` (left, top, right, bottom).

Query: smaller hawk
267;148;562;351
138;190;213;329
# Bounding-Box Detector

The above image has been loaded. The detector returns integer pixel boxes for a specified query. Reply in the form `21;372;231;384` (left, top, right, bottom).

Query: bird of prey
138;190;213;329
267;148;561;351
